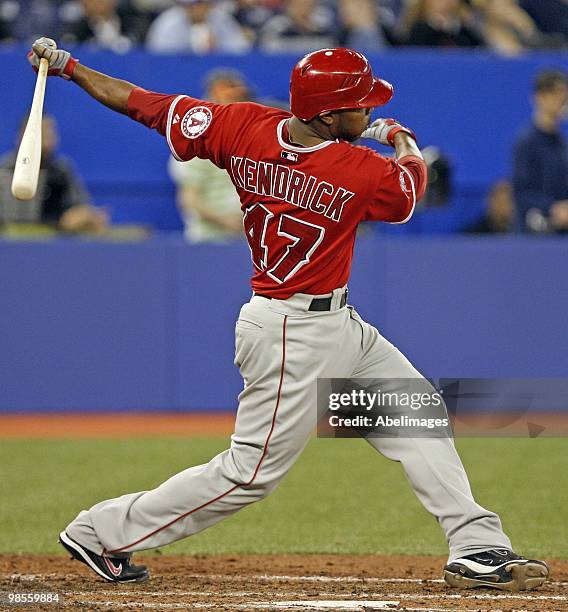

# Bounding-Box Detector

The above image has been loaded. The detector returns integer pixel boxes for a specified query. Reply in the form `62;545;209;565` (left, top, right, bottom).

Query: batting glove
27;37;78;80
362;118;417;147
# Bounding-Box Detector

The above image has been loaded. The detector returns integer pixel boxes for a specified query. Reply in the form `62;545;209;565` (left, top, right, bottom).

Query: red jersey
128;88;427;298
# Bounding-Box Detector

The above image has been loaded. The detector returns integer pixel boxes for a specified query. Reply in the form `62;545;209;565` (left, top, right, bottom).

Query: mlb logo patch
281;151;299;162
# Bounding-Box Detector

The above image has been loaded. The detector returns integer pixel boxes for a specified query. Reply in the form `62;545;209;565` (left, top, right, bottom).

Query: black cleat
59;531;149;583
444;548;549;591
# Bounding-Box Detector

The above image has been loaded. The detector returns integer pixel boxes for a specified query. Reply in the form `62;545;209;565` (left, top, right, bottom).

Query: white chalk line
267;576;443;584
63;589;568;601
7;573;440;583
5;572;568;591
243;608;513;612
7;573;60;580
74;602;199;610
187;573;568;588
236;602;399;610
6;571;568;588
68;590;307;597
63;602;526;612
66;603;476;612
399;609;498;612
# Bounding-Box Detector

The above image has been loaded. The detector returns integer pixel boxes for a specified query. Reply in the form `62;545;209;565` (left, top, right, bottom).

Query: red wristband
387;126;417;146
62;57;79;81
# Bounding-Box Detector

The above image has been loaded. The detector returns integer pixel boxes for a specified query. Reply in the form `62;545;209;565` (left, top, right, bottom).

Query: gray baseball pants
67;290;511;561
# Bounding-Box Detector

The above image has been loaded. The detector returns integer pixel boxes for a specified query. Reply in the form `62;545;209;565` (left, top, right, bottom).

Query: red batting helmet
290;48;394;121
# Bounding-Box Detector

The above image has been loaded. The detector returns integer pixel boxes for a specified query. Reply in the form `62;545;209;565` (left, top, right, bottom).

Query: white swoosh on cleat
104;557;123;576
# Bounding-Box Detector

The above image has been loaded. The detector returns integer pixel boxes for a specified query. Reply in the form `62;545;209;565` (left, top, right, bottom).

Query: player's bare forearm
393;133;423;161
72;64;135;115
28;38;135;115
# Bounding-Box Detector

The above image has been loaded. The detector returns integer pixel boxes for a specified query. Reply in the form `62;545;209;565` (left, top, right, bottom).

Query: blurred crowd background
1;0;567;55
0;0;567;240
1;1;567;413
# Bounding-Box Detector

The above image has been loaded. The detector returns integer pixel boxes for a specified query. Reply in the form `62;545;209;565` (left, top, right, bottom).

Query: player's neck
287;117;333;147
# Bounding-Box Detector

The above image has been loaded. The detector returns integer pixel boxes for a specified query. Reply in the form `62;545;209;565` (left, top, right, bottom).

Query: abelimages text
328;414;449;430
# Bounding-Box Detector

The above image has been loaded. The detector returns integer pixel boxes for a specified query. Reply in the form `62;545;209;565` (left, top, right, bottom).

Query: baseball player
28;38;548;591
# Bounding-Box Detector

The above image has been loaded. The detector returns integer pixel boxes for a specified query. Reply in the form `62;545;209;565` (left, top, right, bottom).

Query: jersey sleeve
127;87;260;169
362;151;428;223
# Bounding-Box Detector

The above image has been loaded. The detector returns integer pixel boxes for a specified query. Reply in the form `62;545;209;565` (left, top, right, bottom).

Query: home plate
258;602;399;610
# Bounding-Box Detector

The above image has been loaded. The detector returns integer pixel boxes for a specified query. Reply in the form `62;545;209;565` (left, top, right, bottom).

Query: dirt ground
2;415;566;609
1;554;567;611
0;413;235;438
2;412;567;440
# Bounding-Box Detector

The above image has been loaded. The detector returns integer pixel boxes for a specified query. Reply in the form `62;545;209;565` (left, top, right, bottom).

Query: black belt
255;289;348;311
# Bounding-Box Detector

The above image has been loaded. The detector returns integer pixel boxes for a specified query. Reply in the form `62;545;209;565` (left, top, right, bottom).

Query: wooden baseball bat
11;57;49;200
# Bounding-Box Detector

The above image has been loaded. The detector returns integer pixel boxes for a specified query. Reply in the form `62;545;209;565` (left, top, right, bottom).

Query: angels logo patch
181;107;213;139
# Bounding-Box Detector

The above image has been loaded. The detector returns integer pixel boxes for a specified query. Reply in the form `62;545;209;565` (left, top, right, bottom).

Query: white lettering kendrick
229;156;355;223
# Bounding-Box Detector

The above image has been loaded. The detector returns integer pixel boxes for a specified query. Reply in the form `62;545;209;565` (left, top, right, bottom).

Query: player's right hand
361;118;417;147
27;37;78;80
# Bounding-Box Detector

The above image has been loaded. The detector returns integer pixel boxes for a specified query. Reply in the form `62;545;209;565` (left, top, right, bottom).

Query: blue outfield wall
0;236;567;413
1;47;568;232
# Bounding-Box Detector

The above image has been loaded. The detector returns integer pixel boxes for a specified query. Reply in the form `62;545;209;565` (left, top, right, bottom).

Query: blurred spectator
259;0;335;53
549;198;568;235
130;0;175;13
378;0;406;28
512;70;568;233
0;1;16;42
420;145;452;207
168;69;249;242
403;0;485;47
0;115;108;234
0;0;62;44
519;0;568;47
471;0;539;56
228;0;277;45
337;0;394;50
465;181;515;234
61;0;148;52
146;0;251;53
